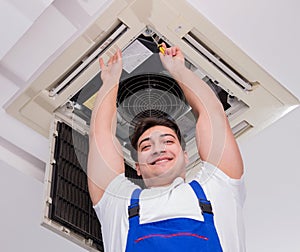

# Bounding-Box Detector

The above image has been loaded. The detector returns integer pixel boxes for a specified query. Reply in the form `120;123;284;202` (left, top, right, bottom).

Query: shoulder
194;162;246;251
93;174;140;218
188;161;246;204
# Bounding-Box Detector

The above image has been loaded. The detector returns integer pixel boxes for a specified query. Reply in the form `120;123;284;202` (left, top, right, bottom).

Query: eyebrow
138;133;176;148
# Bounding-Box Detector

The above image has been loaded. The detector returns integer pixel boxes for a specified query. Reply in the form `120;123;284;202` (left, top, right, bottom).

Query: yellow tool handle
158;44;165;54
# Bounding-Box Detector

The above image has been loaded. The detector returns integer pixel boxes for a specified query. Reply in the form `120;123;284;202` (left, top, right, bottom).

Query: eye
164;139;174;145
141;144;151;151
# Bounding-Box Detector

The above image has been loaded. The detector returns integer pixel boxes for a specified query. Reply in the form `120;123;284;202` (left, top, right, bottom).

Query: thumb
159;50;165;62
159;51;170;68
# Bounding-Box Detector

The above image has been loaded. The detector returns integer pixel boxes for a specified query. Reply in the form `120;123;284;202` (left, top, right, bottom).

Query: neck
144;174;186;188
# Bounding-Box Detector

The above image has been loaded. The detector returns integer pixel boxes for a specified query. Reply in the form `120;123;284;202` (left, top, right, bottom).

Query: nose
152;141;166;156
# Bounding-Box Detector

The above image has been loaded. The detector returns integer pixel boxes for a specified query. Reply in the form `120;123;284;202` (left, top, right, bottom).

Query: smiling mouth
150;157;173;165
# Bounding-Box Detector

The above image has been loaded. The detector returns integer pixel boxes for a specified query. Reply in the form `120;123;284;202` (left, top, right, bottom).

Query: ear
184;151;189;165
135;162;141;176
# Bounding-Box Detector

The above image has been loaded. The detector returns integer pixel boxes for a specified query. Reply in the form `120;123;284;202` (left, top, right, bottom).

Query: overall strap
189;180;214;224
128;188;142;227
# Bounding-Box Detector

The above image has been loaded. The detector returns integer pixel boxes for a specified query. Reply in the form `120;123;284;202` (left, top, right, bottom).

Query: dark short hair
129;111;186;161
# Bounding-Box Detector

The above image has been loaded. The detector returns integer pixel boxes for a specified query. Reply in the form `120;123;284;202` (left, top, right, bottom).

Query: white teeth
152;158;169;165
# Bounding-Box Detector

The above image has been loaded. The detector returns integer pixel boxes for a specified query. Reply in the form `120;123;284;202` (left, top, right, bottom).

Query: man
87;44;246;251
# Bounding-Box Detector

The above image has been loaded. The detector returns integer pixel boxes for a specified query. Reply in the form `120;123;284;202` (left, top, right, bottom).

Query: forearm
90;48;122;137
90;81;118;137
160;45;243;178
87;50;124;205
170;65;224;118
171;65;243;176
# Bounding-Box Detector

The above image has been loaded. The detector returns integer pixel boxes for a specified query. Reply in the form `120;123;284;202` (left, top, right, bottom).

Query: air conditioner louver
183;32;253;91
49;23;128;97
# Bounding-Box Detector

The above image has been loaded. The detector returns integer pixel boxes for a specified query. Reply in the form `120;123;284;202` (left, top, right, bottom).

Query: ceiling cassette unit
6;0;299;142
6;0;299;251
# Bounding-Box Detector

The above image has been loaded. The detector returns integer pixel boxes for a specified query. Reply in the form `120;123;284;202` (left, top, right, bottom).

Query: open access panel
42;30;255;251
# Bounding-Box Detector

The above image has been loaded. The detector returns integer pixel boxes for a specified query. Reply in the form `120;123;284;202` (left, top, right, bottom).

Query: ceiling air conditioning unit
5;0;299;251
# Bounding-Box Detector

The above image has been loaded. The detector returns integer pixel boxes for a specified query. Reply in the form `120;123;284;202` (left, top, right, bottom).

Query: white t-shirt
93;162;246;252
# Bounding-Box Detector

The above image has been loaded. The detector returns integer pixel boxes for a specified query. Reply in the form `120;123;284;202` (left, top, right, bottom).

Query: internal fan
117;73;189;126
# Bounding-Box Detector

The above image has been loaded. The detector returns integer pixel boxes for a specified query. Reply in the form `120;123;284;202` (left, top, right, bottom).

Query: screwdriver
152;35;165;54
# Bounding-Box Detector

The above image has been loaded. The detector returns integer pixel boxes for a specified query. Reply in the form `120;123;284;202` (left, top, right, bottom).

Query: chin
144;176;175;188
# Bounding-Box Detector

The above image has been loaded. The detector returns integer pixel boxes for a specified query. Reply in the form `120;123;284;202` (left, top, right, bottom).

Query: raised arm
87;49;125;205
159;44;243;179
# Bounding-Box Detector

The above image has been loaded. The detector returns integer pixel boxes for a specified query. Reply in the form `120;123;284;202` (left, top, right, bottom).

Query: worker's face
135;125;188;188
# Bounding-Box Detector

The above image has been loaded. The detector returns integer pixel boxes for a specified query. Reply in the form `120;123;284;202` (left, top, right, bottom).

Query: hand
159;43;185;76
99;49;123;84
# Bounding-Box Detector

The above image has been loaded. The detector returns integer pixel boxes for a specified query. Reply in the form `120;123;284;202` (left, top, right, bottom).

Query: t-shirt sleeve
93;173;140;223
196;161;247;206
92;174;140;252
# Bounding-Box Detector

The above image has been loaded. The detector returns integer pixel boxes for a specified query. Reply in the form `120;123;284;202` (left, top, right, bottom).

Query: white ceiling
0;0;299;251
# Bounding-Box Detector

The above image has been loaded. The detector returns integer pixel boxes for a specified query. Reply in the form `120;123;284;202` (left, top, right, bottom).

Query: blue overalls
125;180;223;251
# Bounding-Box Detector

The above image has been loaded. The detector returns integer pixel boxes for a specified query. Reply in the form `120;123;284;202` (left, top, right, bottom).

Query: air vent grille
183;32;252;91
117;73;189;125
49;23;128;97
49;122;103;250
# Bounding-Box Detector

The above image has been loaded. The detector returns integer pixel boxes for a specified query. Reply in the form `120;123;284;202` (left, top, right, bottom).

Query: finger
165;47;171;56
159;50;164;61
171;47;176;56
159;47;164;57
99;58;105;69
159;50;171;63
160;43;171;56
112;52;117;64
175;46;182;54
176;47;184;59
112;49;121;63
161;42;167;50
116;48;122;61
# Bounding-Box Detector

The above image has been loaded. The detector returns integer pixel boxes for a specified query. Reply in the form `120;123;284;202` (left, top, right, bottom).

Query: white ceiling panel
0;1;32;59
0;107;49;162
0;74;48;163
7;0;54;21
53;0;113;29
0;5;77;82
0;74;19;104
77;0;113;16
187;0;300;97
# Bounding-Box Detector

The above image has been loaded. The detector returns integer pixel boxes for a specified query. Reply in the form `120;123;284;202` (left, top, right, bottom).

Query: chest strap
189;180;214;224
128;188;142;227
